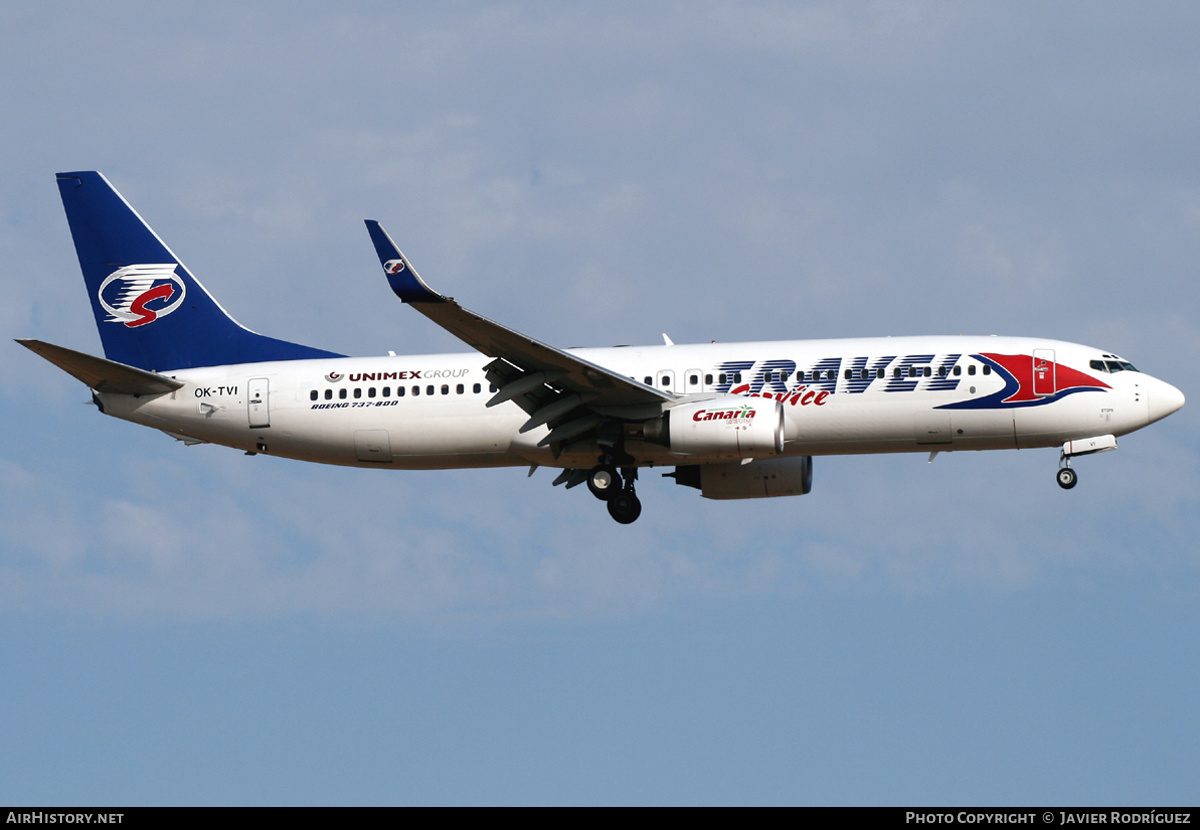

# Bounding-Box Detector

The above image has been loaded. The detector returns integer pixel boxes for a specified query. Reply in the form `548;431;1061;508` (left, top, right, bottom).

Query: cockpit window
1105;360;1139;373
1093;356;1140;373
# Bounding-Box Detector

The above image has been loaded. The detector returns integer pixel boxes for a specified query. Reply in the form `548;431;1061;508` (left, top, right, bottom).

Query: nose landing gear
1056;463;1078;490
1055;434;1118;490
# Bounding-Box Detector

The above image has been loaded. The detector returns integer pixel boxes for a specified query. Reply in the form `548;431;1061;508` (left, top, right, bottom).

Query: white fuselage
96;335;1181;472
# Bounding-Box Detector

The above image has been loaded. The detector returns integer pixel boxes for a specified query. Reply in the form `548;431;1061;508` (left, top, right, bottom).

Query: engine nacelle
644;398;784;459
670;456;814;499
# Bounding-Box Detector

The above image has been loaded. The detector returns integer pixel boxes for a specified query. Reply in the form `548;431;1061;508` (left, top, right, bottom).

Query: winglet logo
98;264;186;328
383;258;407;275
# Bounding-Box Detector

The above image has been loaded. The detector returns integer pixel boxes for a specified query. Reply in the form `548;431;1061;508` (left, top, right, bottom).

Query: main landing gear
586;463;621;500
587;460;642;524
607;486;642;524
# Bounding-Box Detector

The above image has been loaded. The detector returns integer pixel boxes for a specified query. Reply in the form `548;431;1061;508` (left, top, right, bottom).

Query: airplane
18;171;1186;524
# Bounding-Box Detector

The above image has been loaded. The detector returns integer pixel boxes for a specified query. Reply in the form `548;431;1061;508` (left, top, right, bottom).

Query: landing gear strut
1056;450;1078;490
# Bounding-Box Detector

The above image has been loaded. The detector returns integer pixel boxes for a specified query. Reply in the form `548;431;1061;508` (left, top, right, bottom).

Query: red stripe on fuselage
982;353;1109;403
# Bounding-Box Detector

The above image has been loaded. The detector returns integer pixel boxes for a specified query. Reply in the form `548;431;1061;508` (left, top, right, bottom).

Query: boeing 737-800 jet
19;172;1185;523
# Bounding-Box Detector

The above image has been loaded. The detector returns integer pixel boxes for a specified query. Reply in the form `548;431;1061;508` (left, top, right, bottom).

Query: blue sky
2;3;1197;805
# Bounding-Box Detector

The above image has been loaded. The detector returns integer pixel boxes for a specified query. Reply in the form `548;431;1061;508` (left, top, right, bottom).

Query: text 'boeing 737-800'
19;172;1185;523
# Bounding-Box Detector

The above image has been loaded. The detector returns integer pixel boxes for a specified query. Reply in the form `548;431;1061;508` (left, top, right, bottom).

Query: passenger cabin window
441;385;449;395
339;388;347;399
983;365;991;375
876;368;885;379
368;387;376;398
456;384;464;394
310;390;318;401
923;367;932;377
968;365;976;376
354;388;362;399
953;366;961;376
473;383;481;393
427;385;435;396
705;374;713;385
689;374;699;386
325;389;333;400
397;386;405;397
412;386;420;396
644;376;652;385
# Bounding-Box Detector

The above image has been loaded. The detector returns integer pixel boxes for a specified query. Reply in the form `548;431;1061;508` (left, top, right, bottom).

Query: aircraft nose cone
1148;379;1185;423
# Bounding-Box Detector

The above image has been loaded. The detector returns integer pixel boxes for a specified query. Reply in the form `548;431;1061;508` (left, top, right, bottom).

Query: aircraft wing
365;221;673;449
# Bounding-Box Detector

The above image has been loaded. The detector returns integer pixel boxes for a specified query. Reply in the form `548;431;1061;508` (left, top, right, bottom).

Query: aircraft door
656;370;677;394
685;369;704;393
248;377;270;428
1033;349;1056;397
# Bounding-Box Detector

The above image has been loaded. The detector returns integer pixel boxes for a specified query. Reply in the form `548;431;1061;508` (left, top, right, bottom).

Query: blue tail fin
57;171;342;371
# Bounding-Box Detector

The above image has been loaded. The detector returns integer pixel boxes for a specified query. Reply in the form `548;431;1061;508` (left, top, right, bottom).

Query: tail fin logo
383;258;407;275
98;264;187;328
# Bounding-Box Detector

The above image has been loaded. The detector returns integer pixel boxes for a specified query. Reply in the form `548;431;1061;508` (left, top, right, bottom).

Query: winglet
364;220;444;303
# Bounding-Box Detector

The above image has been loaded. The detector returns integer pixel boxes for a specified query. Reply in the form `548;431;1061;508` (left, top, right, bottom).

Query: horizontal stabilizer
16;339;183;395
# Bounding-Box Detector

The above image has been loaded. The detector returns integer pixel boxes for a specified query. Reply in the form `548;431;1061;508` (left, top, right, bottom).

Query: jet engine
669;455;814;499
643;398;784;459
